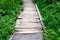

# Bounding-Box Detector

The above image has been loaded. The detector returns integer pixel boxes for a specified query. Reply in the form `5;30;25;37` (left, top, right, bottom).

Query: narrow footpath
12;0;43;40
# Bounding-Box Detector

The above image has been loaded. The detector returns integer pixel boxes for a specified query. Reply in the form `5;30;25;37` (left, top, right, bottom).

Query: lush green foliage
33;0;60;10
33;0;60;40
0;0;23;40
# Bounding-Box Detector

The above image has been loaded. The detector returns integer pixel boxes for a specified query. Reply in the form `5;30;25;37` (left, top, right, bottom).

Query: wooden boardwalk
11;0;43;40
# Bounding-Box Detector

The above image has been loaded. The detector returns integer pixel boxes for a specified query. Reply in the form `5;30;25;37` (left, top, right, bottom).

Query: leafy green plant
33;0;60;40
0;0;23;40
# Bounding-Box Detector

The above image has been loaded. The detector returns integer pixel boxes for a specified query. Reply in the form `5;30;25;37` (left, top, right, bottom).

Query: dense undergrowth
0;0;23;40
33;0;60;40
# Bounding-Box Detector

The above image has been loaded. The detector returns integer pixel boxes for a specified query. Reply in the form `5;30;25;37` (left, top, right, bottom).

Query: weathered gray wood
35;4;44;30
10;0;43;40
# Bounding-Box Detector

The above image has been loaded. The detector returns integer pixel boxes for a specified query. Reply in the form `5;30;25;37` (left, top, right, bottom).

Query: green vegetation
0;0;23;40
33;0;60;40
